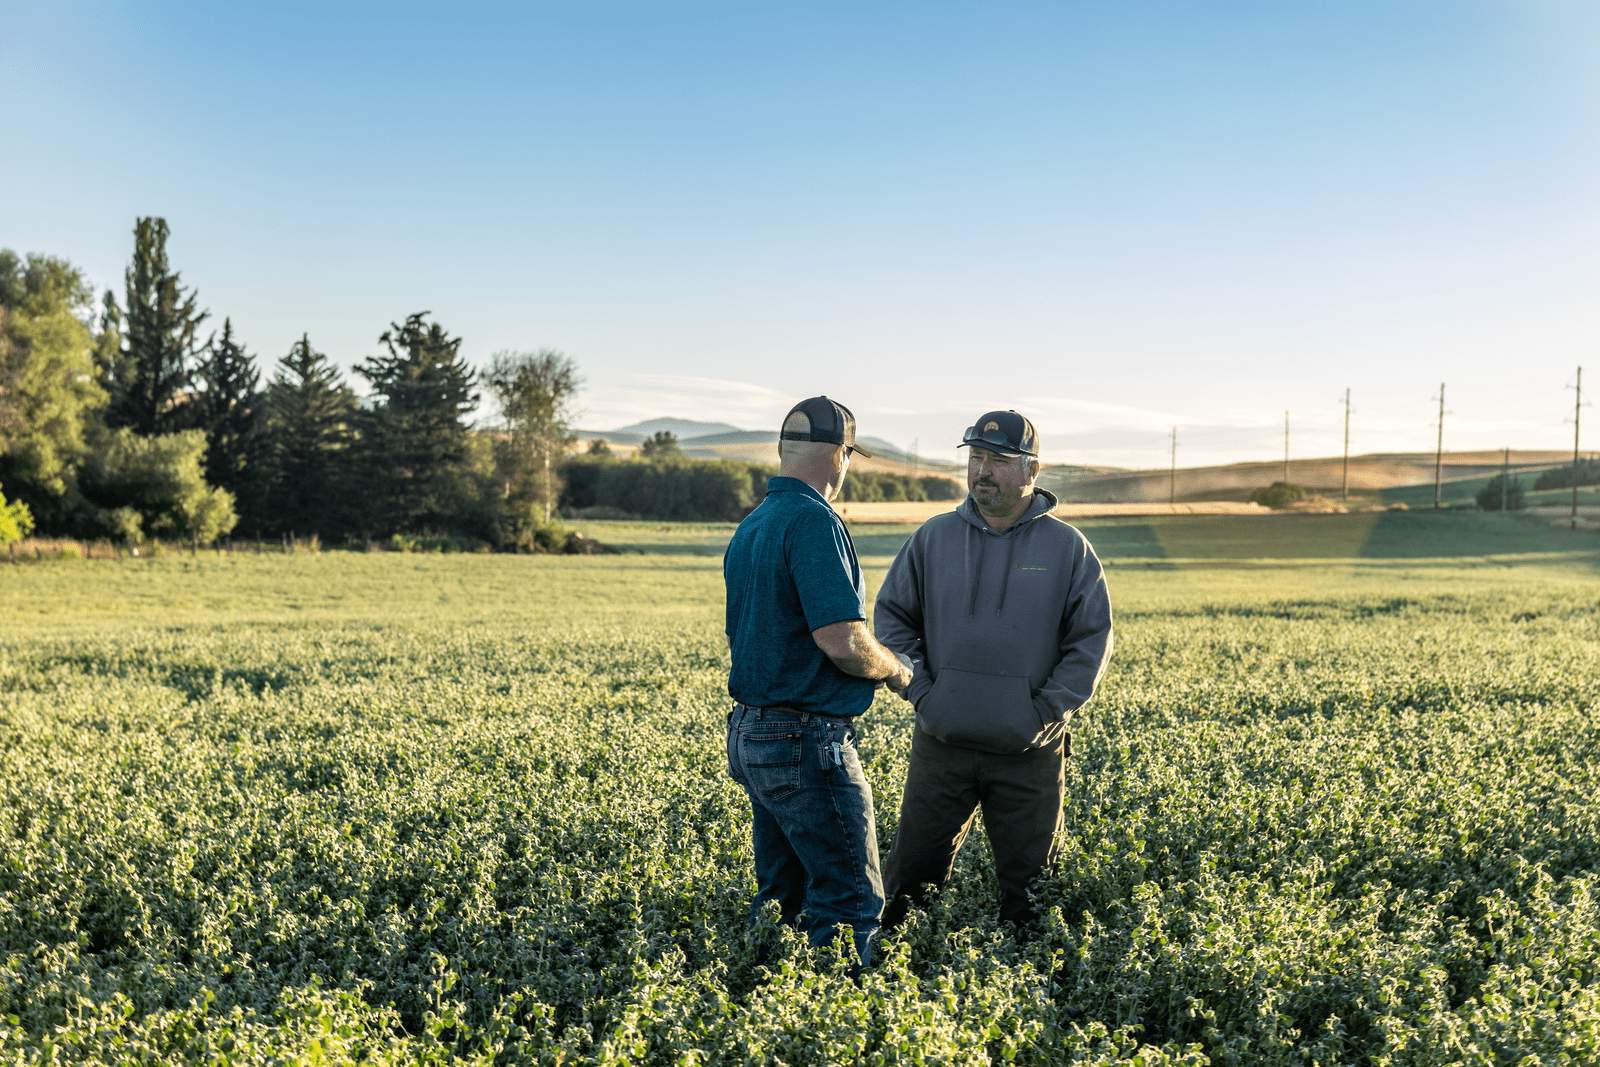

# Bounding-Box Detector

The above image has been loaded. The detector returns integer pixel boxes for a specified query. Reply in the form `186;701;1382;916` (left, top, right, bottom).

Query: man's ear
1027;458;1041;481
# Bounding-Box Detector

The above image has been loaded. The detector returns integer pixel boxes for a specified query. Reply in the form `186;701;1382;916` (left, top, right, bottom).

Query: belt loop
755;707;765;720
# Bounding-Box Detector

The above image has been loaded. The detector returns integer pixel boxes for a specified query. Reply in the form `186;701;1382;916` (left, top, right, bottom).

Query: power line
1282;410;1290;484
1432;382;1447;510
1341;387;1352;501
1169;426;1177;506
1569;366;1586;530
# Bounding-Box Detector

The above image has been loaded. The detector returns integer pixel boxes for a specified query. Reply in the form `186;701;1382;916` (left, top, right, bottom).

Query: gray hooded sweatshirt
873;489;1113;754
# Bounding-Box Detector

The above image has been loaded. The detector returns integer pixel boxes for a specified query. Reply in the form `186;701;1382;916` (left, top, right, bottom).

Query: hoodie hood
954;488;1061;616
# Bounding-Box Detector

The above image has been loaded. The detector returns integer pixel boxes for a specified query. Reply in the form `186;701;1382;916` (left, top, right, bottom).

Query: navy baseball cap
959;409;1039;457
780;396;872;457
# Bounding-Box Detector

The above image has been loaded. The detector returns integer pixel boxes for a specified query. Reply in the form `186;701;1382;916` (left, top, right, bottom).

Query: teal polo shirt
723;477;874;716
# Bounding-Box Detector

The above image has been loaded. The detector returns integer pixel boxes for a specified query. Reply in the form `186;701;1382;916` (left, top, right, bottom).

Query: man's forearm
829;629;905;681
813;619;912;688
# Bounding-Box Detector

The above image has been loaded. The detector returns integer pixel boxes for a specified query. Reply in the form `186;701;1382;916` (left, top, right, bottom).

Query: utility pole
1282;410;1290;484
1341;387;1352;501
1502;446;1509;513
1169;426;1177;506
1572;366;1584;530
1433;382;1446;510
911;438;919;477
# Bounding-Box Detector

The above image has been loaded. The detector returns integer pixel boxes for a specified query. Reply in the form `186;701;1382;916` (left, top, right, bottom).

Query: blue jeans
725;704;884;965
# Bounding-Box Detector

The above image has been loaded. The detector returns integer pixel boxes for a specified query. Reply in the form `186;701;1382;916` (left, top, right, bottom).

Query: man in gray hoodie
874;409;1113;930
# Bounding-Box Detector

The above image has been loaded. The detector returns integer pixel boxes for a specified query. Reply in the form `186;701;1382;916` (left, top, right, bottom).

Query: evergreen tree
108;217;208;435
355;312;478;535
92;289;126;404
262;333;356;537
193;318;263;507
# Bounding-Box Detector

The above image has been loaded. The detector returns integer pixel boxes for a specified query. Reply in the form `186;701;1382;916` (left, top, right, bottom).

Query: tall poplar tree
262;333;355;537
108;217;208;435
355;312;477;535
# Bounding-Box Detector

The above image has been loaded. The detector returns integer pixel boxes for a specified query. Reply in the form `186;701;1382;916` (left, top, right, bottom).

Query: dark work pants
725;705;884;965
883;726;1065;928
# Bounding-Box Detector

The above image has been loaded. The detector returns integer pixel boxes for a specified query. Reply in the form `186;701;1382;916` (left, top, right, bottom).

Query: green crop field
3;512;1599;1064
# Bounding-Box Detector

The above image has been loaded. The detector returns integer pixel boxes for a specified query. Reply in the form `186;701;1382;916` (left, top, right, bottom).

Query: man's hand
813;620;911;689
885;652;914;693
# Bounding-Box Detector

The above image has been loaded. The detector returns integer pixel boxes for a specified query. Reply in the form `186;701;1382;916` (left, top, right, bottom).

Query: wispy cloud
578;373;792;431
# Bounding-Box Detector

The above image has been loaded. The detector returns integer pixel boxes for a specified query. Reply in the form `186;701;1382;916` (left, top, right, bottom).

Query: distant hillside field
833;499;1271;524
1041;450;1581;504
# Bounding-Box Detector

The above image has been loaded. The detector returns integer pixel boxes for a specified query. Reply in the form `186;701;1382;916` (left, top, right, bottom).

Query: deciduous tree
0;250;106;527
484;348;580;532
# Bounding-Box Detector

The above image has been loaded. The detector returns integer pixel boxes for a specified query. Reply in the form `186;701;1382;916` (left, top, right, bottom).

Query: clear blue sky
4;1;1597;468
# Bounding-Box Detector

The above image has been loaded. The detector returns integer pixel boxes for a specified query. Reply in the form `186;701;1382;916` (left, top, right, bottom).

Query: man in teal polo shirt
723;395;913;966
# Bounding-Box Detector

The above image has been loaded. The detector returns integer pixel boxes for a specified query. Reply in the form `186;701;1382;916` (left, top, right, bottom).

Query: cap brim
957;441;1029;457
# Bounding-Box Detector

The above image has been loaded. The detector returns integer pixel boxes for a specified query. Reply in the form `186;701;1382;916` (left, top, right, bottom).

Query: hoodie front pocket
919;668;1041;753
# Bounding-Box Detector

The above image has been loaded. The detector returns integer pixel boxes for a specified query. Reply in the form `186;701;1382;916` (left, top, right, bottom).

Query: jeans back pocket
740;729;803;802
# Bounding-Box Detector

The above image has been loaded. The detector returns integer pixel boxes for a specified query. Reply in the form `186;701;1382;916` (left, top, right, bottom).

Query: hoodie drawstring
966;524;982;617
996;532;1017;613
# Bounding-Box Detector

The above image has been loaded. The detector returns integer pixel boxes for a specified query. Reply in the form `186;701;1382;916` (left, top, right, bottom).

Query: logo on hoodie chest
1013;564;1049;573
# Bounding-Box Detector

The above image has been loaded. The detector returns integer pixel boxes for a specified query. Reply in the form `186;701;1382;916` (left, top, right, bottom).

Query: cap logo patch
983;420;1000;433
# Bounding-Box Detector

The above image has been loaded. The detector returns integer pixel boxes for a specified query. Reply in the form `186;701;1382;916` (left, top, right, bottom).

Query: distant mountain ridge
605;417;743;440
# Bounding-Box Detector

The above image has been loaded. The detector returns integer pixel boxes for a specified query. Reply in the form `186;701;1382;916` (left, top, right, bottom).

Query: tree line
559;448;959;522
1;218;581;550
0;219;965;549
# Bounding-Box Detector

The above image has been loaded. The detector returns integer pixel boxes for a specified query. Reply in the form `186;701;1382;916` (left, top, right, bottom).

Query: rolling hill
1039;450;1582;504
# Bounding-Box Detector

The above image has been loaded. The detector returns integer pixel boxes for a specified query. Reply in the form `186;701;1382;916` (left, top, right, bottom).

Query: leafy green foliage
838;471;962;502
76;428;237;542
484;349;581;540
2;522;1599;1062
1249;482;1306;509
1475;472;1525;511
1534;458;1600;491
563;459;959;519
0;482;32;544
638;430;680;457
562;456;759;521
0;251;106;525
